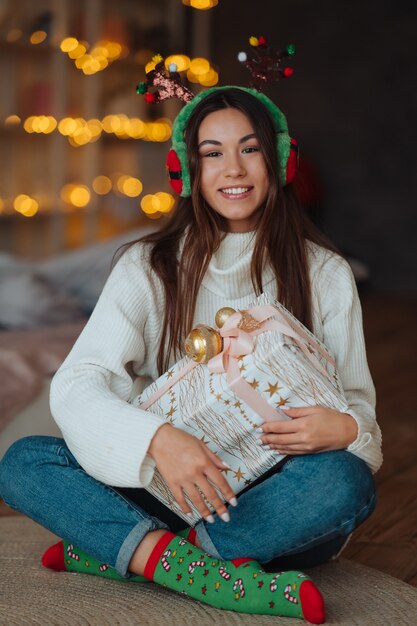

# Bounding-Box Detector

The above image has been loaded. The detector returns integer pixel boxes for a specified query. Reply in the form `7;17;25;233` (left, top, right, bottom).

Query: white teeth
221;187;250;195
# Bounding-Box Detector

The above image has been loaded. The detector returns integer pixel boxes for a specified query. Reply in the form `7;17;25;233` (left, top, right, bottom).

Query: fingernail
256;427;263;433
256;439;264;445
186;512;194;518
205;514;215;524
229;496;238;507
222;461;232;468
220;511;230;522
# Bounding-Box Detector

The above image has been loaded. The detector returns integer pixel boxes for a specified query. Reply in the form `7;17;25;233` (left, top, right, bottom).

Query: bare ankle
128;529;167;576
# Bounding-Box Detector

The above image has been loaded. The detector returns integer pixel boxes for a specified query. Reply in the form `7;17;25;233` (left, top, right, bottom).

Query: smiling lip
219;186;253;199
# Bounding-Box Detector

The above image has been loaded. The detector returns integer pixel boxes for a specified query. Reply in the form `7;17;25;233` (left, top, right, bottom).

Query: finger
185;482;217;522
260;419;303;434
196;477;231;521
205;463;238;508
170;484;194;517
206;448;232;471
261;432;306;446
281;406;313;418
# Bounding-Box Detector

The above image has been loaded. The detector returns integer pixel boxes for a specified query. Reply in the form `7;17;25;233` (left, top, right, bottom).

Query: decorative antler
238;36;296;91
136;54;194;105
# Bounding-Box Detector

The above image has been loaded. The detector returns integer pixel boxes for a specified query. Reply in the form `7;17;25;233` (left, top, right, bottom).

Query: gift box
131;294;349;525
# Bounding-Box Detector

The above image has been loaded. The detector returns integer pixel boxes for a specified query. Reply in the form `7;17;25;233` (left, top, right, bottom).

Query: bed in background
0;226;155;459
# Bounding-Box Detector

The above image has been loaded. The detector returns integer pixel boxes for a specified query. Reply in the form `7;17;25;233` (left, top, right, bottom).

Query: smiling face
197;107;269;232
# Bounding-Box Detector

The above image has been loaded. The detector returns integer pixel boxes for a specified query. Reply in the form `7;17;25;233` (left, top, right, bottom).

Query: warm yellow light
92;46;108;58
69;43;87;60
0;198;5;214
165;54;191;72
122;177;143;197
92;176;112;195
86;119;102;138
70;185;90;207
199;68;219;86
191;0;212;8
21;199;39;217
13;194;39;216
44;116;57;133
105;42;122;59
58;117;78;136
190;58;210;75
70;128;92;146
127;118;146;138
60;37;79;52
141;194;159;214
145;60;156;74
4;115;21;126
6;28;22;43
155;191;175;213
30;31;47;44
23;116;35;133
60;184;75;203
186;69;200;83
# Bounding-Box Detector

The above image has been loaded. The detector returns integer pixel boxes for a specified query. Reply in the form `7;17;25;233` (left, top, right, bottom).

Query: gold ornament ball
215;307;236;329
184;324;223;364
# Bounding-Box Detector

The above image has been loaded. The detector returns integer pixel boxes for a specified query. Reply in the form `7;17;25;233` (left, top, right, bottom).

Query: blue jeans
0;436;376;577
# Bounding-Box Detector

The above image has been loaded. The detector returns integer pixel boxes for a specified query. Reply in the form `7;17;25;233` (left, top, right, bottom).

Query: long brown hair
126;88;337;374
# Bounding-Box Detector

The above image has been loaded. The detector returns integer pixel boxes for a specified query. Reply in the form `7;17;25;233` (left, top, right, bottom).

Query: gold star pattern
234;467;246;482
200;436;211;445
266;382;280;397
172;550;177;557
234;400;242;409
221;466;232;475
188;577;194;585
178;557;184;564
215;581;221;591
166;369;174;379
224;399;231;406
239;363;247;372
215;393;223;402
166;406;176;418
277;397;289;407
249;379;259;390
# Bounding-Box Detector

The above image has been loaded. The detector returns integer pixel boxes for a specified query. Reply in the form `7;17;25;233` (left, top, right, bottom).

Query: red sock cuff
143;531;176;580
187;527;197;544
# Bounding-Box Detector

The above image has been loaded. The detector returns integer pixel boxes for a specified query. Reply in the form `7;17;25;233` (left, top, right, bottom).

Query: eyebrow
198;133;257;149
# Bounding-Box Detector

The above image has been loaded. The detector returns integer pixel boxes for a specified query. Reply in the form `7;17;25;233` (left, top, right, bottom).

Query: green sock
41;527;193;583
144;532;325;623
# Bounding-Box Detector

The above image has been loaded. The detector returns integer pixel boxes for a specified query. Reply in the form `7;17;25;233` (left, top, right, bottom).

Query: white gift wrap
131;295;349;525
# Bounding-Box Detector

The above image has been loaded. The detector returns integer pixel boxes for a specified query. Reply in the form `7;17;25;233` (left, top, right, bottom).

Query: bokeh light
30;31;47;45
92;176;112;195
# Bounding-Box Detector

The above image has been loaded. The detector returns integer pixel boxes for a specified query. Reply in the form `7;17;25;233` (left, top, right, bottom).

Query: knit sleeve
312;252;383;474
50;244;166;488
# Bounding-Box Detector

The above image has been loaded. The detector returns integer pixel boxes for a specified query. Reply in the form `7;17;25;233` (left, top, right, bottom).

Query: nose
224;151;246;178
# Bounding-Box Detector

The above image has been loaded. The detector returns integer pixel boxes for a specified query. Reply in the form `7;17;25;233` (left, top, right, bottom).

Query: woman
0;88;382;623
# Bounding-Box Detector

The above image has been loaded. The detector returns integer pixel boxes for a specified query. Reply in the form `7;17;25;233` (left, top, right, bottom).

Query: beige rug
1;517;416;625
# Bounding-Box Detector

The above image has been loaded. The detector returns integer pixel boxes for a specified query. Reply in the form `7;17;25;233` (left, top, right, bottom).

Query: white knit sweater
50;232;382;488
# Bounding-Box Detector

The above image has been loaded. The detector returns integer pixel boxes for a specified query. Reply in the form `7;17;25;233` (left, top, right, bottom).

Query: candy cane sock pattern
40;527;197;581
144;532;325;623
41;540;148;583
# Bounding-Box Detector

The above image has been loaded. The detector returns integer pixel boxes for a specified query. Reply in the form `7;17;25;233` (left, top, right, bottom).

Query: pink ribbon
139;304;335;420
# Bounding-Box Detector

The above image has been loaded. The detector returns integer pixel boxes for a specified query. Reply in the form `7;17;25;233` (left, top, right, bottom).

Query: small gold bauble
184;324;223;364
215;307;236;329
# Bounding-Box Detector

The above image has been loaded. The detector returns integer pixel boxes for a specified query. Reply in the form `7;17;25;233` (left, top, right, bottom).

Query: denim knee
301;450;377;527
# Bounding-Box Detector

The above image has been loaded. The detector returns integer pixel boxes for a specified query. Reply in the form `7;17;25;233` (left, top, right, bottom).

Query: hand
148;423;237;522
258;406;358;455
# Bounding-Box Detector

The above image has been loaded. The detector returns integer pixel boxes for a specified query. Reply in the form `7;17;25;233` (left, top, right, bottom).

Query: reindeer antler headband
137;38;298;197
